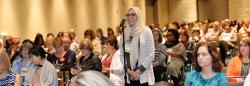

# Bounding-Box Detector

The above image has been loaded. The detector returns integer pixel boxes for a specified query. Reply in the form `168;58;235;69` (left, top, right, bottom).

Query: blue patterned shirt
0;71;16;86
185;70;229;86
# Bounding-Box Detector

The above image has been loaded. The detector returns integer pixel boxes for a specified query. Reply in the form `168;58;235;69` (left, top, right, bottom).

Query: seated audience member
84;29;101;57
7;35;21;64
12;40;33;74
164;29;186;86
101;35;119;77
68;31;80;53
151;29;167;82
62;37;76;59
96;28;106;45
71;38;102;76
71;70;114;86
185;41;229;86
109;49;124;86
24;46;58;86
101;35;124;86
219;22;237;65
47;37;76;85
0;50;21;86
227;37;250;83
44;33;55;54
33;33;45;47
12;42;33;85
107;27;115;37
0;39;3;50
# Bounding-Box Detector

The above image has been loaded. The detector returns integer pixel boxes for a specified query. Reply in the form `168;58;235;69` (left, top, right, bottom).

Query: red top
102;55;113;77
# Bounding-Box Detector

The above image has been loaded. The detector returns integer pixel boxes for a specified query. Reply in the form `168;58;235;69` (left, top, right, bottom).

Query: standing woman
0;50;21;86
185;41;229;86
24;46;58;86
122;7;155;86
227;37;250;83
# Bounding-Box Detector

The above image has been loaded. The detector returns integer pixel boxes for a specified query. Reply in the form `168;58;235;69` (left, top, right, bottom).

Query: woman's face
104;43;113;53
30;55;42;65
126;9;138;27
0;62;6;74
21;48;30;58
153;31;160;43
81;48;91;57
239;41;249;56
197;46;212;68
180;34;188;43
166;32;175;41
54;46;64;53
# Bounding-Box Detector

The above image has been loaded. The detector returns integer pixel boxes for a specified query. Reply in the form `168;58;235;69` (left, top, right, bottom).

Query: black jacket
79;53;102;72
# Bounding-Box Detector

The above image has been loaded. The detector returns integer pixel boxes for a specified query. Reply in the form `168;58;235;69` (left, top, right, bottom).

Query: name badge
125;42;131;53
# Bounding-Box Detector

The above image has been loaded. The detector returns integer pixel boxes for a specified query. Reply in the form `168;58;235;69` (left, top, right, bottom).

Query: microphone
120;17;126;28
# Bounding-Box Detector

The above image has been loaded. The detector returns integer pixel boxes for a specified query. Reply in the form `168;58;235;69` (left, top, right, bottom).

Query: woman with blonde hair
0;50;21;86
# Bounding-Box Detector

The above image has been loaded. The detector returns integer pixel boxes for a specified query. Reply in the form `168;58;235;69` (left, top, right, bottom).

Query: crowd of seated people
1;18;250;86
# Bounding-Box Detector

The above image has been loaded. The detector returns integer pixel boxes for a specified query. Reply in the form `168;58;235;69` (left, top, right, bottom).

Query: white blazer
120;27;155;85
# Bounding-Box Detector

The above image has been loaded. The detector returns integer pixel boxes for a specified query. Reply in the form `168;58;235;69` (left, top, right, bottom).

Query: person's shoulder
216;72;230;85
92;55;101;61
189;70;198;74
12;57;22;63
230;55;241;62
185;70;199;83
143;26;152;33
217;72;227;78
45;60;56;69
114;50;120;56
186;70;198;78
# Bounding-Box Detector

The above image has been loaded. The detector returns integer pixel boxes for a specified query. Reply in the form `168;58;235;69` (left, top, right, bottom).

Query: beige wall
0;0;145;40
156;0;169;26
145;0;156;25
2;0;248;40
168;0;197;23
229;0;250;20
198;0;229;21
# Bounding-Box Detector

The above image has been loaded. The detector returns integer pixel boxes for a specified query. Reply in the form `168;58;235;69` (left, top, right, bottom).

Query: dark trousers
125;80;149;86
153;65;167;82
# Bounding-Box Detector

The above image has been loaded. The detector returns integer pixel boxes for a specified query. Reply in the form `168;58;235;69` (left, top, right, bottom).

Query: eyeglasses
80;47;89;50
240;44;249;48
126;13;136;17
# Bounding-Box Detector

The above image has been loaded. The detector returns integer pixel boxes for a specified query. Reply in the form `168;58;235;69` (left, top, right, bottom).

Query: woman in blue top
0;50;21;86
12;41;33;74
185;41;229;86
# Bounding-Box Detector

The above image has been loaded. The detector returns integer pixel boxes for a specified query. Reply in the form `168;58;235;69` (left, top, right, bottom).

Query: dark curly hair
105;35;118;50
192;41;223;72
29;46;47;59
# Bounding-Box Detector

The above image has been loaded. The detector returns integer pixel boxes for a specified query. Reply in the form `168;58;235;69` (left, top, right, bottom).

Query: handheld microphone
120;17;126;27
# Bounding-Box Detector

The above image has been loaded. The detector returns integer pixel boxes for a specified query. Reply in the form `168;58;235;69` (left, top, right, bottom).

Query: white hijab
124;7;145;69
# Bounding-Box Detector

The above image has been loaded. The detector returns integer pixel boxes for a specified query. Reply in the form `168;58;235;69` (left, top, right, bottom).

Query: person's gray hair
75;70;114;86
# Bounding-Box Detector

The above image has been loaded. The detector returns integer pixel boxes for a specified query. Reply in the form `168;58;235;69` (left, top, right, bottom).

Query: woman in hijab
121;7;155;86
164;29;186;86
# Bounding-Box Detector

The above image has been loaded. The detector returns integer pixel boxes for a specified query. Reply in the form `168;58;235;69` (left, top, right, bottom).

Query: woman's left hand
127;69;140;80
